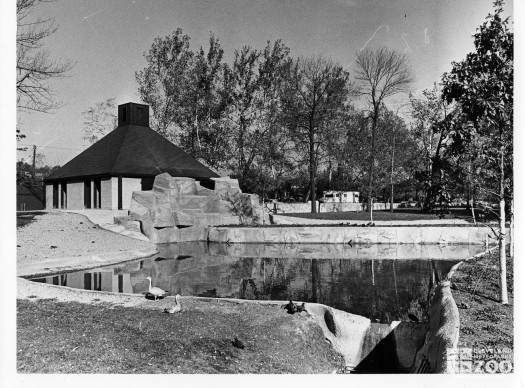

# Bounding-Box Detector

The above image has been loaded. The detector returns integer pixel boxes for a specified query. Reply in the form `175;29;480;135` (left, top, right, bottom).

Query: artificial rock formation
124;173;263;243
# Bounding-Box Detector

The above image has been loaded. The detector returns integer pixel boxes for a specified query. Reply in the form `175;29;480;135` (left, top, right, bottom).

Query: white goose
145;276;168;301
164;294;182;314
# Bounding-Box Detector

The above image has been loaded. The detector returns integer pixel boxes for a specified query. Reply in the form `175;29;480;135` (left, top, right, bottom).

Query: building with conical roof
44;102;219;210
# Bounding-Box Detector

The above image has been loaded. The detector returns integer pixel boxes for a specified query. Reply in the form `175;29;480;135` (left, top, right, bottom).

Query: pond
30;242;485;324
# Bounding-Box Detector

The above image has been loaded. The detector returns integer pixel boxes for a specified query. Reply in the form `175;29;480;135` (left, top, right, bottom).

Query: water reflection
30;242;485;323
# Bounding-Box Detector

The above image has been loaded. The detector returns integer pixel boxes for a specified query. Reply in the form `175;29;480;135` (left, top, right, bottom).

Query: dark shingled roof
45;125;219;181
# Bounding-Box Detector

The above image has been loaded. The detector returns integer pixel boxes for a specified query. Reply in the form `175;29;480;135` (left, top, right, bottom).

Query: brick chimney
118;102;149;127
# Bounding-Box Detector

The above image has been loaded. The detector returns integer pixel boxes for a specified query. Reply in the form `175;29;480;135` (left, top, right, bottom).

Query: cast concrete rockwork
208;226;498;245
305;303;428;372
412;282;460;373
122;173;265;243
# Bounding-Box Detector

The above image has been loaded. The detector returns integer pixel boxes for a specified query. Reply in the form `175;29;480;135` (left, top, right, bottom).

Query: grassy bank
451;247;514;370
282;208;477;221
17;297;344;374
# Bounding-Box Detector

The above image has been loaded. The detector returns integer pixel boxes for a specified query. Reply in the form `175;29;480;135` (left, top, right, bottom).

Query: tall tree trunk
499;131;508;304
367;117;377;221
309;118;317;213
510;198;514;259
328;160;332;191
390;125;396;212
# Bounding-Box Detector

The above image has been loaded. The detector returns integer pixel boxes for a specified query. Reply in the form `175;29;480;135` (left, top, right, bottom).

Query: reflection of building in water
34;271;133;293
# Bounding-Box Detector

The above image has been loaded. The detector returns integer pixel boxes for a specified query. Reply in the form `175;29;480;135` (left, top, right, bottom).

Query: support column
90;179;95;209
58;181;63;209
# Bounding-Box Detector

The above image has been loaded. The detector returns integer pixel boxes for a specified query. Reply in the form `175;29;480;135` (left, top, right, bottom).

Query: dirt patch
17;211;155;267
451;247;514;372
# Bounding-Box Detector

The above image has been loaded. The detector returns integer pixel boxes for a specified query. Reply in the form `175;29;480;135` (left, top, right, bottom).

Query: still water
30;242;485;323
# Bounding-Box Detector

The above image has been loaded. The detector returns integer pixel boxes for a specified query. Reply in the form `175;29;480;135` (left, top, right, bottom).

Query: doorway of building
84;180;91;208
52;182;59;209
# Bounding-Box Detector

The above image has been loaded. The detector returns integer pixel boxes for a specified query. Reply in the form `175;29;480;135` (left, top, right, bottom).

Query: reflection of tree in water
284;258;455;323
259;258;291;299
239;278;258;299
125;251;458;322
226;256;454;322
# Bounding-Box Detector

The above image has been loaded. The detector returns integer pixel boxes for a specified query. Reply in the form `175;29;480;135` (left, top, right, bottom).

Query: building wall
101;177;114;210
122;178;142;210
111;177;119;209
66;180;84;210
45;184;53;209
45;176;144;210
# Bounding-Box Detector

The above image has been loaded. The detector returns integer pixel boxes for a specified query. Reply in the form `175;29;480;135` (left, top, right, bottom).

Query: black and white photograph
1;0;522;386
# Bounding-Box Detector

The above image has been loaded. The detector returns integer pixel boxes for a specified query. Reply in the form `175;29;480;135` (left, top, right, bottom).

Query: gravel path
17;211;153;267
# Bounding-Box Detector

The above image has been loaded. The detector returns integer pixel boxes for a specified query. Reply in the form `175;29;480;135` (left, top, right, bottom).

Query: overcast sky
10;0;515;166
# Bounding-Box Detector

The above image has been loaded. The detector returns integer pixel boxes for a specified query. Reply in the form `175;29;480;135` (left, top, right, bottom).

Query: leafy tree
224;41;294;195
245;43;296;200
81;98;117;145
17;158;60;195
381;107;418;211
178;34;230;166
354;47;414;220
410;85;459;211
16;0;73;113
136;28;195;142
282;55;352;213
441;0;513;304
136;29;231;169
324;109;370;194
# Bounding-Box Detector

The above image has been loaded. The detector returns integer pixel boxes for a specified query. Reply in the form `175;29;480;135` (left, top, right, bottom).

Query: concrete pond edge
17;246;159;278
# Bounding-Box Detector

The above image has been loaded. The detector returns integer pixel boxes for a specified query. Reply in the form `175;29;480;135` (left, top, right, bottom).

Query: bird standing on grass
282;300;307;314
164;294;182;314
145;276;168;301
232;337;245;349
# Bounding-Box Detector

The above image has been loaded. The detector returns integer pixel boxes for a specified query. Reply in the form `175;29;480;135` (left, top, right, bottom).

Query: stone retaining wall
208;226;497;245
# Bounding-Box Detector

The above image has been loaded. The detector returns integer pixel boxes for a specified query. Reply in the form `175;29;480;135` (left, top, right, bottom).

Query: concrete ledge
208;226;498;245
17;246;158;278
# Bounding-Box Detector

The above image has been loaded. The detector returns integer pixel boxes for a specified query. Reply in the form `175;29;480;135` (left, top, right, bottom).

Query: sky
10;0;515;166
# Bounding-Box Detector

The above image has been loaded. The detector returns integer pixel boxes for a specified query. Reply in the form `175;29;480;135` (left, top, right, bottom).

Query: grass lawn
17;298;343;374
451;247;514;372
282;208;479;222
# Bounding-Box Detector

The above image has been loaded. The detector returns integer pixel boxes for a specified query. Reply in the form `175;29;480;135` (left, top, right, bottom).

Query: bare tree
355;47;414;220
81;98;118;145
16;0;74;113
282;55;352;213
